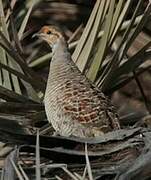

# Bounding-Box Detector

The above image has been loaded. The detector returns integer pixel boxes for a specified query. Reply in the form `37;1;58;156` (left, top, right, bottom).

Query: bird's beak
32;33;40;38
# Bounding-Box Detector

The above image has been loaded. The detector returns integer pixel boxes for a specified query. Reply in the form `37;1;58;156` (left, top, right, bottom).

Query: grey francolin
35;26;120;138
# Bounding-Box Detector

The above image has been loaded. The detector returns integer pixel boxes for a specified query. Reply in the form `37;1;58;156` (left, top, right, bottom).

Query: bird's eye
46;30;51;35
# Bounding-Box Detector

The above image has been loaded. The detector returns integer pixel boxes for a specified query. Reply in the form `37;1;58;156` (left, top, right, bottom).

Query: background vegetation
0;0;151;179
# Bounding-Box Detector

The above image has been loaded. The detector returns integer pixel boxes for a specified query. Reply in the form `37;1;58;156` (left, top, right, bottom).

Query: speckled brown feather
36;26;120;138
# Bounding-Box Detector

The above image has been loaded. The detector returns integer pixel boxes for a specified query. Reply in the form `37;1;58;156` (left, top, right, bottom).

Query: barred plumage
35;26;120;138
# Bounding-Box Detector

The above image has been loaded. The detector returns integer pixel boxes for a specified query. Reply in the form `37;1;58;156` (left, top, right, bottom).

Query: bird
34;25;120;138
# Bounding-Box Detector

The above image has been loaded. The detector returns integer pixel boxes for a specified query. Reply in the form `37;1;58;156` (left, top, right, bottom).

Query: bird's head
33;26;64;48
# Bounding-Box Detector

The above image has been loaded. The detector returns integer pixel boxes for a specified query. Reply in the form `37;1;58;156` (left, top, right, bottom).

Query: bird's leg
52;131;60;136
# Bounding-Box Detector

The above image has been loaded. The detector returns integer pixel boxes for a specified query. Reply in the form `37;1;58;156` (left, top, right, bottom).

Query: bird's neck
51;37;70;63
47;37;73;87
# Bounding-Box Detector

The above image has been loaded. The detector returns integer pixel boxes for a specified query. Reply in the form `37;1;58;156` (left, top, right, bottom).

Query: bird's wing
57;78;120;131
